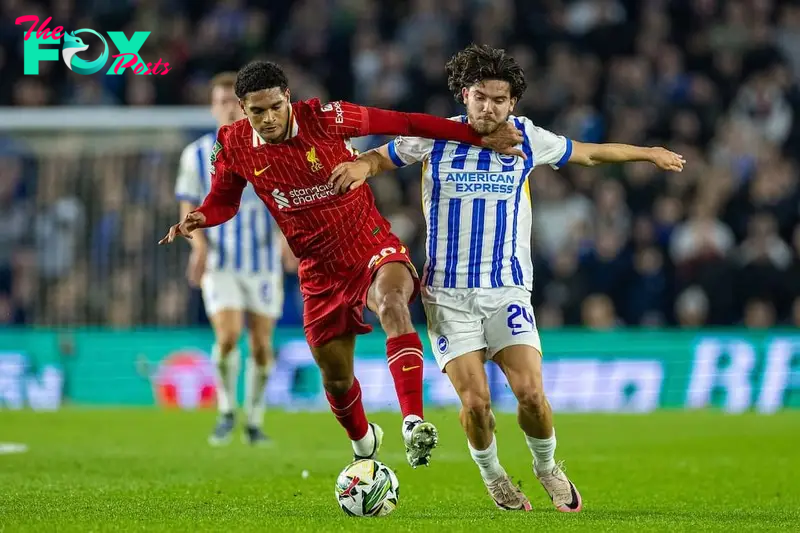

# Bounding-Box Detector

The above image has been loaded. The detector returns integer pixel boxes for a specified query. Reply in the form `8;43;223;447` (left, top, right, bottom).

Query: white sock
468;435;505;483
211;345;239;414
245;358;272;428
352;425;376;457
526;429;557;474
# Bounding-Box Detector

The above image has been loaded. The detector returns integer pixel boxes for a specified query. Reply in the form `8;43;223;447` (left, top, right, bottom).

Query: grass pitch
0;409;798;532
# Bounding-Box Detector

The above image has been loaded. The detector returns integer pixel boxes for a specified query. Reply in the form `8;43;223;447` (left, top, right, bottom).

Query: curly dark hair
446;44;527;104
234;61;289;99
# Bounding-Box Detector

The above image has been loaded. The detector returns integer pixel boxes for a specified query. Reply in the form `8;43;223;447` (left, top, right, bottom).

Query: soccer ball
335;459;400;517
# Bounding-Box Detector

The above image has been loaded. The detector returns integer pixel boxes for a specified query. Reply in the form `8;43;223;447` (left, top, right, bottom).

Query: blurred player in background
161;60;524;467
174;72;296;447
331;44;685;511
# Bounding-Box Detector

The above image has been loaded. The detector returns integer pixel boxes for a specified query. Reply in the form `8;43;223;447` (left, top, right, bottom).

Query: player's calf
324;378;379;459
245;321;275;434
495;345;582;512
386;331;437;466
312;335;374;456
459;389;495;448
209;310;244;418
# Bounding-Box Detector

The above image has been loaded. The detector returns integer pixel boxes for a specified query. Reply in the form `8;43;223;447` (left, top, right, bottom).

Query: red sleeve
313;100;370;138
363;106;483;145
313;100;483;146
194;126;247;227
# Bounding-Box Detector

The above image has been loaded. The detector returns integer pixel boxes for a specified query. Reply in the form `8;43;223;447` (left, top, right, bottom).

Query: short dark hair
446;44;527;104
210;71;237;89
234;61;289;99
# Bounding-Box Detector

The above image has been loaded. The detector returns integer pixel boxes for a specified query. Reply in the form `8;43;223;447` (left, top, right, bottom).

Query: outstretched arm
194;134;247;227
362;107;524;156
160;132;246;245
568;141;685;171
315;100;525;157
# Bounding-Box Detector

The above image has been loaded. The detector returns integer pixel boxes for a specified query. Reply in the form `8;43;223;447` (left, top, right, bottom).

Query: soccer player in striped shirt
160;60;525;467
331;44;685;510
174;72;295;446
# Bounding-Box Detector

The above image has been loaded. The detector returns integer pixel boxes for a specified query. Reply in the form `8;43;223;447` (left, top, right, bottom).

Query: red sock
326;378;369;441
386;332;424;419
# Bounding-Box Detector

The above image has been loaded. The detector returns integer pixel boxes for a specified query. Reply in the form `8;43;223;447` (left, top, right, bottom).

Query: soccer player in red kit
160;60;524;467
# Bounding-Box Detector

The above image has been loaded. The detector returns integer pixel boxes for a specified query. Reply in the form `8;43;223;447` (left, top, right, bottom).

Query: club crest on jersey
498;153;517;165
306;146;324;172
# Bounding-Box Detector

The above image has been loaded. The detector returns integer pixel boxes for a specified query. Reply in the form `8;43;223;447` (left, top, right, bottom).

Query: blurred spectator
0;153;29;292
743;299;776;329
581;293;619;330
675;286;710;328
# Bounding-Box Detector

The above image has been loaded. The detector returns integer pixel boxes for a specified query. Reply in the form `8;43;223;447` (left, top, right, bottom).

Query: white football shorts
421;286;541;371
201;270;283;319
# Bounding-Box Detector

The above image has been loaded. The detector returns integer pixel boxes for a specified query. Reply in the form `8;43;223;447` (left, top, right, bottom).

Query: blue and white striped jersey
175;133;283;275
388;116;572;290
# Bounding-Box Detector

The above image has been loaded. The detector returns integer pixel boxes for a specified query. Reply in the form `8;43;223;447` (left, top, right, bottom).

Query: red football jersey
206;98;392;274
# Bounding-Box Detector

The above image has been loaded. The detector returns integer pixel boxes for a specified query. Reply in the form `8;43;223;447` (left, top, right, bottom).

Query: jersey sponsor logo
306;146;324;172
254;165;270;176
445;172;516;194
322;101;345;123
272;188;290;209
290;183;335;204
274;184;336;209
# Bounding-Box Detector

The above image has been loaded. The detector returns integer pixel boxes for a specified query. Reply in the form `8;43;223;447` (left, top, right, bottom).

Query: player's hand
480;122;526;159
186;247;207;287
328;160;370;194
159;211;206;244
648;147;685;172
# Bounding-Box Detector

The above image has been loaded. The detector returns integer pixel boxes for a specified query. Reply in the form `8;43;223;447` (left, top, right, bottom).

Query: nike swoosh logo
402;365;420;372
254;165;270;176
511;330;531;336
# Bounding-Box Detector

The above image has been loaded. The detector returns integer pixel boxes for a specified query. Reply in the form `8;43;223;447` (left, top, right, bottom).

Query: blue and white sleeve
174;143;204;204
524;121;573;170
387;136;435;167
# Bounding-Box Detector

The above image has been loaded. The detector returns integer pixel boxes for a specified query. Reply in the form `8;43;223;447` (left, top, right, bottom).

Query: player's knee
376;289;411;331
216;332;241;356
461;390;492;425
515;382;547;414
323;377;354;397
250;344;273;366
249;335;274;364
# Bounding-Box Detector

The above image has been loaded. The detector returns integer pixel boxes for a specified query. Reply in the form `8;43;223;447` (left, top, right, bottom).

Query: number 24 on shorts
507;304;534;335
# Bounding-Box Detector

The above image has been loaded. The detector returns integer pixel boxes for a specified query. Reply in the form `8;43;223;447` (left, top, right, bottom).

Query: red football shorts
300;235;420;348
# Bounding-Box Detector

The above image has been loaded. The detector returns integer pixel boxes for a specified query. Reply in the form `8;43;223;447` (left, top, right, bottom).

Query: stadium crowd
1;0;800;329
